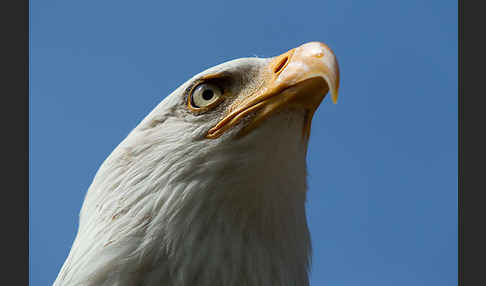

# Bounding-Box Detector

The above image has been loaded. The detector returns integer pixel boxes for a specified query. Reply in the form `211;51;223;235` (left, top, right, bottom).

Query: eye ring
188;82;224;111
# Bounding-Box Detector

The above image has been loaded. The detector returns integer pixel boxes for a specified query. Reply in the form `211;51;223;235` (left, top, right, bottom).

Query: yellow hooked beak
206;41;340;140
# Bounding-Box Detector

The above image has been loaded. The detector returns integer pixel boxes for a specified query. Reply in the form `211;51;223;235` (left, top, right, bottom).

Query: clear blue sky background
30;0;457;285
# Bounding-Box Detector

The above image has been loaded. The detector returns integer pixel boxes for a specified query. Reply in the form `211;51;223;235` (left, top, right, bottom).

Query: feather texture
55;58;313;286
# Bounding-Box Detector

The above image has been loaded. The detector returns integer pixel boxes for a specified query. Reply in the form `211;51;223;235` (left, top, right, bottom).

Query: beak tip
331;89;339;104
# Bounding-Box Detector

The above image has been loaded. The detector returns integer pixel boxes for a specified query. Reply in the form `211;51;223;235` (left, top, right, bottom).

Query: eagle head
55;42;340;286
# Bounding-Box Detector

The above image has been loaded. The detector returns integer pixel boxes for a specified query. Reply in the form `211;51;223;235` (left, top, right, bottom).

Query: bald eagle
54;42;340;286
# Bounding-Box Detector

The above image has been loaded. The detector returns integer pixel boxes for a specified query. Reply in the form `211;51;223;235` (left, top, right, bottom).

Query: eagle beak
207;41;340;139
269;41;340;105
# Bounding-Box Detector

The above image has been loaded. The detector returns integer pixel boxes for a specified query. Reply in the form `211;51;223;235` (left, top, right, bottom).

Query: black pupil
202;89;214;101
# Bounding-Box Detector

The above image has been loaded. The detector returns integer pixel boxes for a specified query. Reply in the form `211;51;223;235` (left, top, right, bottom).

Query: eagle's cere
54;42;340;286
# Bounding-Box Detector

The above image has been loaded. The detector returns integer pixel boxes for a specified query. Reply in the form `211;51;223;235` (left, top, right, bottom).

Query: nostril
273;56;288;74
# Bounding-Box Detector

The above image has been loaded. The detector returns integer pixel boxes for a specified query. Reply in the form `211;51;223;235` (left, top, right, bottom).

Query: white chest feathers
55;111;312;286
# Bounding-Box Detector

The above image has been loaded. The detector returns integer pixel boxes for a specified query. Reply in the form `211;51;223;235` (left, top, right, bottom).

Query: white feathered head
55;42;339;286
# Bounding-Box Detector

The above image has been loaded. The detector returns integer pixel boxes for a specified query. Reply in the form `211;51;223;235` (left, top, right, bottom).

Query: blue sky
29;0;457;285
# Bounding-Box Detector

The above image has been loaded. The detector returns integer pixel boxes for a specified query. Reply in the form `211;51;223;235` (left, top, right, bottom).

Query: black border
460;1;485;285
3;0;28;284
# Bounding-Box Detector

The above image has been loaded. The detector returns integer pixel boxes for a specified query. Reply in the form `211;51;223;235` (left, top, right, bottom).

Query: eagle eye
189;83;224;110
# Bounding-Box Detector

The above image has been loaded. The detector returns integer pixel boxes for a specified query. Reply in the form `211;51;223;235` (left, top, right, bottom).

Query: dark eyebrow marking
185;72;233;95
